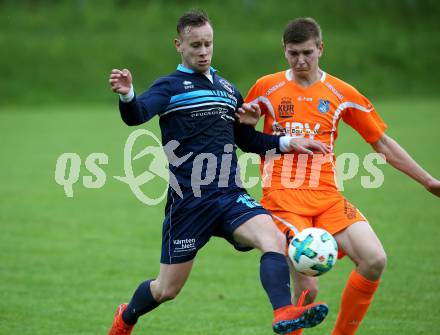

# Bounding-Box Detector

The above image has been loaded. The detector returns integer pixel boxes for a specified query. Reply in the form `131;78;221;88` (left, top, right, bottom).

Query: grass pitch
1;98;439;334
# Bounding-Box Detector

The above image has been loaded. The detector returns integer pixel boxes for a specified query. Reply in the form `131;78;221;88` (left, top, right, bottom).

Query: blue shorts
160;187;270;264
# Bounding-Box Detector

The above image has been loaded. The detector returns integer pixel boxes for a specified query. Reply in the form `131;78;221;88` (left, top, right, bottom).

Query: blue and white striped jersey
119;64;280;190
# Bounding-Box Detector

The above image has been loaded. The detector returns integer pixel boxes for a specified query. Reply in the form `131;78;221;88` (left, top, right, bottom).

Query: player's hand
426;178;440;198
109;68;132;95
235;103;261;127
286;138;331;155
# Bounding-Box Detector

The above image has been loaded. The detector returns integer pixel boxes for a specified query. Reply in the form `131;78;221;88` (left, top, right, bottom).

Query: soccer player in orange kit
243;17;440;335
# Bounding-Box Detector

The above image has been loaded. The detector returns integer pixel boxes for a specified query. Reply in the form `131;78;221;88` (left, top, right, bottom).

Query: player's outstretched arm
234;123;280;155
234;102;330;155
371;134;440;197
235;124;330;156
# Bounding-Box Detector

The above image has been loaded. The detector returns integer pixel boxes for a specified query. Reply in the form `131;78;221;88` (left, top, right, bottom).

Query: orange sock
331;270;380;335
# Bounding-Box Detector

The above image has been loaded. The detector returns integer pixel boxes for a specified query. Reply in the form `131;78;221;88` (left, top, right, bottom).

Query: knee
361;250;387;278
369;251;387;273
154;285;182;303
259;226;285;254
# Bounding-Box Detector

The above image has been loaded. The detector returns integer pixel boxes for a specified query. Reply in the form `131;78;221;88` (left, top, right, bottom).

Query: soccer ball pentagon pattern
288;228;338;277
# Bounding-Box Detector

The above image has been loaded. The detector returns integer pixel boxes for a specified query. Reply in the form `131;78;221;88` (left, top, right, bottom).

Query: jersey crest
317;99;330;114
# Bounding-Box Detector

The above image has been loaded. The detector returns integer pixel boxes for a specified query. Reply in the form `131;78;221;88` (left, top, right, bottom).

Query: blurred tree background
1;0;440;107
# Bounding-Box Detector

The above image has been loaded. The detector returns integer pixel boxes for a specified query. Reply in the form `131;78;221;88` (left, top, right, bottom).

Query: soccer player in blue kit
107;10;331;335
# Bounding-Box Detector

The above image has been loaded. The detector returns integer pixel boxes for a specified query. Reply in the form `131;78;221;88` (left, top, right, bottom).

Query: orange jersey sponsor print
245;70;387;191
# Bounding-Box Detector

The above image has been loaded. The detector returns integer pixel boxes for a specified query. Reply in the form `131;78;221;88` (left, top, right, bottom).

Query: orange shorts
262;189;367;257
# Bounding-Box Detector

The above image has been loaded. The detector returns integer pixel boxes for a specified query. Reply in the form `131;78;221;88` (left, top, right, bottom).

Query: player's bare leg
150;261;194;302
233;214;285;253
108;260;193;335
331;221;387;335
289;260;319;305
335;221;386;280
232;214;328;334
283;253;320;335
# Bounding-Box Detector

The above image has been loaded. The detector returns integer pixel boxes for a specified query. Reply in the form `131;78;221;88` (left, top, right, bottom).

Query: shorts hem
226;208;270;252
230;208;271;232
160;252;197;265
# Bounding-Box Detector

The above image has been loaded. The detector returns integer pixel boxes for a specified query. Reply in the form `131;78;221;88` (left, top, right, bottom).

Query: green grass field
1;98;439;334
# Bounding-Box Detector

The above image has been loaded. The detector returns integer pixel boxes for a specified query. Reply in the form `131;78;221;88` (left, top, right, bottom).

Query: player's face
284;39;323;79
175;23;213;74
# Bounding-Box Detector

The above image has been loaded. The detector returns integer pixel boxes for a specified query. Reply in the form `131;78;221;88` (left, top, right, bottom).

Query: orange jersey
245;70;387;192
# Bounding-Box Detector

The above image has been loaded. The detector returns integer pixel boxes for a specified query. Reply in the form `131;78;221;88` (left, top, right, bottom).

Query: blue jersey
119;64;281;190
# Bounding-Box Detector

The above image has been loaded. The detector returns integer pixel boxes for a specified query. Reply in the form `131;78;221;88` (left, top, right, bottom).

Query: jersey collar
177;64;217;75
285;69;326;82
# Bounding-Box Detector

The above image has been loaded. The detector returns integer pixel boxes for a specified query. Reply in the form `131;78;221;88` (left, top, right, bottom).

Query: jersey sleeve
235;88;244;109
119;78;172;126
234;123;281;154
341;90;387;143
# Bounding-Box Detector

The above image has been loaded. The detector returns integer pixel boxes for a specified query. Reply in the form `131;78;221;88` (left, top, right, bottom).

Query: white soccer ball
288;228;338;277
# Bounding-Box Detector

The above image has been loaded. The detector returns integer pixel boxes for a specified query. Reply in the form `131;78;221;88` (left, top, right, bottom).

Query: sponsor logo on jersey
190;107;234;122
173;238;196;252
236;194;261;208
273;122;321;139
343;200;357;219
219;78;234;94
278;97;295;118
272;121;287;135
183;80;194;89
324;82;344;101
265;81;286;96
288;122;321;139
318;99;330;114
297;96;313;102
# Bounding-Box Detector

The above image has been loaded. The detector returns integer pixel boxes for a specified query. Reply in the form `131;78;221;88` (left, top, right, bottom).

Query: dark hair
283;17;322;46
177;9;212;36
